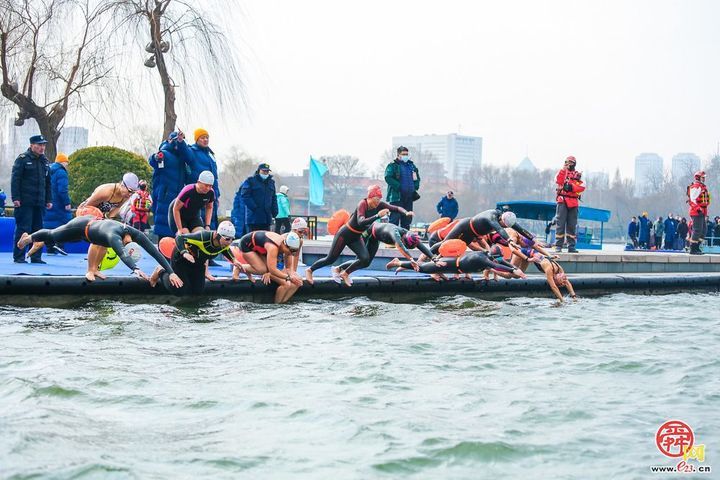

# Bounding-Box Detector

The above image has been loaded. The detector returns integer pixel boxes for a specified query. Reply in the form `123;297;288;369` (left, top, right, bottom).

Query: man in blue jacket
11;135;52;263
627;216;639;248
663;213;677;250
44;152;72;253
240;163;277;231
178;128;220;229
436;191;459;220
384;146;420;229
149;130;191;239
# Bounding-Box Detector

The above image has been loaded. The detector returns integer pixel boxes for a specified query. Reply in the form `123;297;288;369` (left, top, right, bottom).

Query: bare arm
173;200;184;232
204;201;213;228
544;267;564;302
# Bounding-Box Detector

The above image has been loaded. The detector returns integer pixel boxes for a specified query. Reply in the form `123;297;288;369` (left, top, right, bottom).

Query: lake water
1;292;718;479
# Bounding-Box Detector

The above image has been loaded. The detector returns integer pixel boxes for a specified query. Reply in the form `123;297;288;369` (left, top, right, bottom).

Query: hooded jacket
44;162;72;228
148;138;191;238
240;170;277;225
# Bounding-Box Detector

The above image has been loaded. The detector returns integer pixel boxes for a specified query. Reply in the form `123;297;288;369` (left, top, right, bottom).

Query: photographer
554;155;585;253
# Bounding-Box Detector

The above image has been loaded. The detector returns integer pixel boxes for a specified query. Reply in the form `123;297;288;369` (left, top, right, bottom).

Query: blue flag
309;156;328;206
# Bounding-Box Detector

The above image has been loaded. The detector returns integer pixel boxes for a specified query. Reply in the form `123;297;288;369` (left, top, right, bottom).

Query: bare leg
305;268;314;285
150;265;164;287
275;283;299;303
86;245;107;280
26;241;46;258
17;232;33;249
339;270;353;287
386;258;401;269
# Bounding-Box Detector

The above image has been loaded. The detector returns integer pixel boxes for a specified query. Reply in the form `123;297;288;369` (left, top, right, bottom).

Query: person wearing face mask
240;163;278;232
554;155;585;253
385;146;421;229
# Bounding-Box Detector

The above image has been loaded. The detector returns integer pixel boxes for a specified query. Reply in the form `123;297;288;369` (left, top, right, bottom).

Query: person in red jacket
687;170;710;255
130;180;152;232
554;156;586;253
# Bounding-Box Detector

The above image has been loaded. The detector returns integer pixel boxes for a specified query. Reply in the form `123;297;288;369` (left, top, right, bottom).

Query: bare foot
305;268;314;285
85;271;96;282
94;271;107;280
430;273;446;282
150;265;164;287
26;242;45;258
386;258;401;269
340;271;353;287
17;232;32;249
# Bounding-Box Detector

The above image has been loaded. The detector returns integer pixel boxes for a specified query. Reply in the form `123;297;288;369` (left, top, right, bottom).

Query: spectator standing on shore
231;189;247;239
663;214;676;250
436;191;459;220
654;216;664;249
149;130;191;239
713;216;720;246
385;146;420;229
11;135;52;263
179;129;220;229
43;153;72;254
627;216;639;248
687;171;710;255
677;217;689;251
0;188;6;216
638;212;651;249
275;185;291;234
554;156;585;253
240;163;277;232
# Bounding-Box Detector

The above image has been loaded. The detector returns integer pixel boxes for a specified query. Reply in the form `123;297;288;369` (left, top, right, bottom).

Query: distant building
57;126;89;156
585;171;609;189
1;117;88;159
391;133;482;181
671;152;701;184
515;156;537;172
634;153;664;196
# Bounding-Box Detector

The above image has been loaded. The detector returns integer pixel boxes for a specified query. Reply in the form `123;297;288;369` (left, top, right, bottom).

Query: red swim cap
367;184;383;199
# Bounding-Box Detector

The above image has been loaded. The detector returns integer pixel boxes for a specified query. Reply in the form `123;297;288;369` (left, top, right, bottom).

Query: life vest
687;181;710;216
555;169;585;207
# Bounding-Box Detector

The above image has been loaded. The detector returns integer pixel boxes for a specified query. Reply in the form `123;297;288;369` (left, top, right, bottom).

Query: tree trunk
35;115;60;161
150;5;176;140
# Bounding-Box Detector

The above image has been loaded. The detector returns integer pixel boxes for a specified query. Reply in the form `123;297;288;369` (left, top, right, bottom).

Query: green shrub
67;146;152;205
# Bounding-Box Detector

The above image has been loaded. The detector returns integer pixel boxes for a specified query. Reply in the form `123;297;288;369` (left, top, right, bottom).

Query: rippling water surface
1;293;718;479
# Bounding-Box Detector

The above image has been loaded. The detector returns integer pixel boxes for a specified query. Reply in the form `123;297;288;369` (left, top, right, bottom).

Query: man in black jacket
11;135;52;263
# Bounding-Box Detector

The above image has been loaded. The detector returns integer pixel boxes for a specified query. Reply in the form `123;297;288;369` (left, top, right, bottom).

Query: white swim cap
198;170;215;185
501;211;517;227
122;172;139;191
279;185;289;194
217;220;235;239
285;231;301;251
123;242;143;263
291;217;308;230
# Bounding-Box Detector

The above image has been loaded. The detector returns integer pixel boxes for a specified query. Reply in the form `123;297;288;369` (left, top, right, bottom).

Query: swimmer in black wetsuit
332;222;436;284
17;215;182;286
433;209;532;254
387;251;526;279
304;184;414;285
151;220;241;296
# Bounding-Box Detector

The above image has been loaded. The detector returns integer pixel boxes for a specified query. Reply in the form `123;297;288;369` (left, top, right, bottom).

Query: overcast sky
99;0;720;176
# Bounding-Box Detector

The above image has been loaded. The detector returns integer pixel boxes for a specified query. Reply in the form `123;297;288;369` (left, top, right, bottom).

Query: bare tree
217;146;258;213
125;124;162;159
108;0;246;139
320;154;363;208
0;0;113;160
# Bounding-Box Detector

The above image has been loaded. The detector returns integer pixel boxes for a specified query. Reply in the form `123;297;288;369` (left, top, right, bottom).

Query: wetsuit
168;184;215;233
238;231;279;255
30;216;173;273
432;209;534;254
159;230;234;296
335;223;434;274
307;199;406;273
395;251;516;275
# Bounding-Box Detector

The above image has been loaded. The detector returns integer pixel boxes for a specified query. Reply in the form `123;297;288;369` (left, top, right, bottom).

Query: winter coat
11;148;51;207
149;139;191;237
43;162;72;228
276;193;290;219
663;218;676;239
627;221;639;237
179;143;220;197
638;216;651;243
384;159;420;203
231;189;247;237
436;196;459;220
654;220;664;237
240;172;277;225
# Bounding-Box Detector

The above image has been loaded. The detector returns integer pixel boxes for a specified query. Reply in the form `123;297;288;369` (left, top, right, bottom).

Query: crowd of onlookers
627;212;720;251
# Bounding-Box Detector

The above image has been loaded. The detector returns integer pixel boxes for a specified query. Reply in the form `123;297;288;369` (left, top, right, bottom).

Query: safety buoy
230;245;246;263
158;237;176;259
428;217;451;233
327;209;350;235
439;239;467;257
438;219;459;240
76;205;103;219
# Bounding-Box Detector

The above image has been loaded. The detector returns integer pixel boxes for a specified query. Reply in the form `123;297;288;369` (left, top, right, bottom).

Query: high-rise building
391;133;482;181
671;153;701;184
634;153;664;196
1;117;88;159
57;126;89;156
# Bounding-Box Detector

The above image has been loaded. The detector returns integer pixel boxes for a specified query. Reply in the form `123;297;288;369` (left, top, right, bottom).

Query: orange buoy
327;209;350;235
428;217;451;233
76;205;103;219
438;219;459;240
439;238;467;257
159;237;176;259
230;245;246;263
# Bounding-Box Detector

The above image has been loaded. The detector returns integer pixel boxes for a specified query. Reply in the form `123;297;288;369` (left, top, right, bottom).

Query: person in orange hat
43;152;73;254
177;128;220;230
304;184;413;286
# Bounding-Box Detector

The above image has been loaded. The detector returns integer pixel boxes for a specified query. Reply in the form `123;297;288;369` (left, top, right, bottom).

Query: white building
634;152;664;196
671;153;701;184
1;117;88;159
57;126;89;156
391;133;482;181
